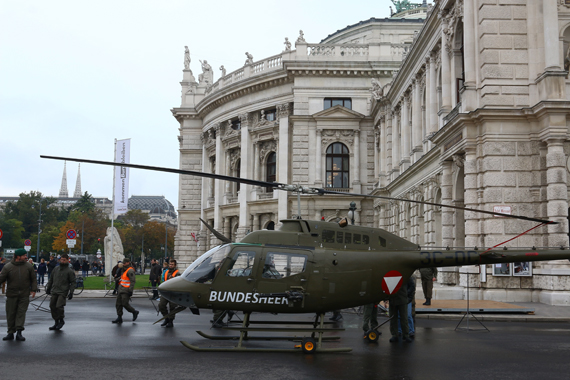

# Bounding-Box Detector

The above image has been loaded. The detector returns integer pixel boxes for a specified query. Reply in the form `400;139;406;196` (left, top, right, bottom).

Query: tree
119;209;150;228
72;192;95;213
52;220;76;253
3;191;60;239
0;215;25;249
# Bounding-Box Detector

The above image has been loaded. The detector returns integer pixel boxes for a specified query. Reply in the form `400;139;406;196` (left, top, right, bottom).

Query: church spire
73;164;82;198
59;161;69;198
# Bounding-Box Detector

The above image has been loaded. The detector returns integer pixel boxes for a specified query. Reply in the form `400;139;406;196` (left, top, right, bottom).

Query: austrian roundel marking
382;270;403;295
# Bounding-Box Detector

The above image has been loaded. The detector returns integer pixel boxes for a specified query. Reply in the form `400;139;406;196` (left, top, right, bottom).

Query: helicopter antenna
40;155;558;225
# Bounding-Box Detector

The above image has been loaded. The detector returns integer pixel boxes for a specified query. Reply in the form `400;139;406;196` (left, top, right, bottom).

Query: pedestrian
37;258;47;286
0;248;38;341
398;274;416;338
329;310;343;322
28;259;37;272
149;259;162;300
112;261;123;296
158;259;181;328
72;259;80;275
362;303;379;337
81;260;89;277
0;258;6;294
419;267;438;305
112;258;139;324
45;254;76;331
161;261;169;282
47;256;57;281
388;278;411;343
91;261;98;276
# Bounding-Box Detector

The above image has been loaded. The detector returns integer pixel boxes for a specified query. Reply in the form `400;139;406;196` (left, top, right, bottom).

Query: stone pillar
441;160;454;248
424;58;431;147
352;130;361;190
461;0;477;111
401;95;411;170
463;147;480;248
213;124;224;235
543;0;561;70
428;53;438;135
374;129;379;179
252;213;259;232
379;116;387;186
412;77;423;162
392;108;400;177
253;142;259;181
386;111;393;175
277;103;291;223
224;151;232;196
315;129;322;186
223;217;231;239
544;138;569;246
237;113;252;240
439;12;452;113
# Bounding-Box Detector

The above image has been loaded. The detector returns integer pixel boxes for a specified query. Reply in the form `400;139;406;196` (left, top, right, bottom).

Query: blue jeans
397;302;415;335
82;270;87;277
37;273;45;285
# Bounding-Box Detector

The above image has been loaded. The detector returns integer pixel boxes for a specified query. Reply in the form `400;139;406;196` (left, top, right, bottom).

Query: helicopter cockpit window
322;230;335;243
183;245;231;284
226;251;256;277
263;252;307;279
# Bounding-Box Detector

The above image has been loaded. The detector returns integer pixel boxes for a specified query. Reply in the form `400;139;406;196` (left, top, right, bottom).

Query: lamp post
36;198;43;261
348;201;356;226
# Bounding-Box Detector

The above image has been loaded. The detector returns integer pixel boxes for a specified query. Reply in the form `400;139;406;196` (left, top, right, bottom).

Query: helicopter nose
158;277;198;312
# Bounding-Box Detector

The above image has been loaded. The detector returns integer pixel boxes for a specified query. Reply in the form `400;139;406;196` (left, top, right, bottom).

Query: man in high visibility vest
112;258;139;324
159;259;181;328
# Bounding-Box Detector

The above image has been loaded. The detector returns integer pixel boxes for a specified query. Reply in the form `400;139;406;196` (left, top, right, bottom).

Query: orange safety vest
164;269;179;281
120;267;134;288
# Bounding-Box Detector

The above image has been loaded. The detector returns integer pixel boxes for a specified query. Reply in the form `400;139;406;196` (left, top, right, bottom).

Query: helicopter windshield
182;245;231;284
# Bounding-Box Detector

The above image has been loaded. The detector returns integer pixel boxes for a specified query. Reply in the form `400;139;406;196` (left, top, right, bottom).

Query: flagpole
109;138;117;284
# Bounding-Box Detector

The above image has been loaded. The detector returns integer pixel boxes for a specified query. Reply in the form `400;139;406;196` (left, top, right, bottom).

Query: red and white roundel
382;270;403;295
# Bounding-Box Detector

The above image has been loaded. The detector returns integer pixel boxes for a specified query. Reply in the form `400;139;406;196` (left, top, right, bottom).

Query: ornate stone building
173;0;570;305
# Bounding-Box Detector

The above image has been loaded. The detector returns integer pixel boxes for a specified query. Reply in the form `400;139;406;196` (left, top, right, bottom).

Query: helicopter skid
196;330;340;341
180;341;352;353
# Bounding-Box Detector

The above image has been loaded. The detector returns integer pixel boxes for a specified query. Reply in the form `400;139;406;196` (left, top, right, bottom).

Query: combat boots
112;316;123;324
161;318;169;327
423;298;431;306
132;310;139;322
2;333;14;341
166;319;174;328
49;320;59;330
55;319;65;330
15;330;25;341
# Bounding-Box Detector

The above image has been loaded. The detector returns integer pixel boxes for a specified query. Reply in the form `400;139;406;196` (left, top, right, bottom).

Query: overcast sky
1;0;394;211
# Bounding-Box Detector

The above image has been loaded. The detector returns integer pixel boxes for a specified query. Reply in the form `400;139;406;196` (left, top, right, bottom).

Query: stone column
237;113;252;240
374;129;379;179
315;129;322;186
253;142;259;181
277;103;291;223
352;130;361;191
213;124;223;234
412;77;423;162
441;160;454;248
379;115;387;186
386;111;393;175
224;151;232;196
401;95;411;169
424;58;431;143
543;0;561;70
392;108;400;177
253;213;260;232
462;0;477;111
463;146;480;248
428;53;438;135
223;217;231;239
544;138;569;246
439;12;452;113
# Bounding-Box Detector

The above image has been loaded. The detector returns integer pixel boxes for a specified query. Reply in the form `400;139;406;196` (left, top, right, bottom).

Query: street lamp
163;197;170;259
36;198;43;261
347;201;356;226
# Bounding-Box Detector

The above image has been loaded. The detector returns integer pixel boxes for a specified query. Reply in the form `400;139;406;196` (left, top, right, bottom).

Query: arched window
326;143;349;188
266;152;276;192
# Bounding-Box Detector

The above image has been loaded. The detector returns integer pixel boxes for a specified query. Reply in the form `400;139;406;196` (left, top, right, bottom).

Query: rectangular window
264;252;307;279
344;233;352;244
353;234;361;244
322;230;335;243
323;98;352;110
379;236;386;247
227;251;255;277
265;110;276;121
231;119;241;130
363;235;369;245
336;231;343;244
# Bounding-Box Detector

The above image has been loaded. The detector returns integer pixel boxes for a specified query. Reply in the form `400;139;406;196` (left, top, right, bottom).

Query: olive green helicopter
41;155;570;353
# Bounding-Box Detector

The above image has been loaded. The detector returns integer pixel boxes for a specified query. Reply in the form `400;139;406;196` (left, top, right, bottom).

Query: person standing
419;267;438;305
37;258;47;287
398;274;416;338
47;256;57;281
72;259;80;275
0;258;6;294
112;258;139;324
362;304;379;337
0;248;38;341
112;261;123;296
149;259;161;300
158;259;181;328
389;278;411;343
45;254;76;331
81;260;89;278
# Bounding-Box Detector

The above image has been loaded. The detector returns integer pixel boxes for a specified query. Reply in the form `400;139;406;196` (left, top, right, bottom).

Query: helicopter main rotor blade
40;155;558;225
318;189;557;225
199;218;232;244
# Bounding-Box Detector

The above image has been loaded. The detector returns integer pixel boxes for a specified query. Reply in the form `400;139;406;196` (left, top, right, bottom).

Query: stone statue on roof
199;60;213;85
391;0;421;13
184;46;191;70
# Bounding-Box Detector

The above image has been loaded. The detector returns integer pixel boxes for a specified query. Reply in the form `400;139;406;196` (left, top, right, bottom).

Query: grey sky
0;0;393;209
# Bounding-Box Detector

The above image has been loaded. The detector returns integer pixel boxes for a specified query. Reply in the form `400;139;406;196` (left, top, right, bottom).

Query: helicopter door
217;249;260;304
258;249;311;309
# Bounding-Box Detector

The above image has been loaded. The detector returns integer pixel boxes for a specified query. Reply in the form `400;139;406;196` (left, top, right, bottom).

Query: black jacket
149;263;162;282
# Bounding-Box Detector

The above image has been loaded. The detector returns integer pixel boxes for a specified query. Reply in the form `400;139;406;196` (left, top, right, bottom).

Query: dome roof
128;195;176;218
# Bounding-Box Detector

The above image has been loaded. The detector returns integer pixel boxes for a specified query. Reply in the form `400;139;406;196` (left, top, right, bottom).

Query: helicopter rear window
336;232;343;243
344;233;351;244
363;235;369;245
263;252;307;279
354;234;361;244
226;251;256;277
322;230;335;243
379;236;387;247
183;245;231;283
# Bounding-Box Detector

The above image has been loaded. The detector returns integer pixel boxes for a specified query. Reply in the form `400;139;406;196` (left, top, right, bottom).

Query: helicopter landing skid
181;312;352;353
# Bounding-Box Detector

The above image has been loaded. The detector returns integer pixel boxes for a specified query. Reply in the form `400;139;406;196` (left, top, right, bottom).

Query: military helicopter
41;155;570;353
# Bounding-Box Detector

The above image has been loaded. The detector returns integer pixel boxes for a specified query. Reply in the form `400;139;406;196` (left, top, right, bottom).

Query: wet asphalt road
1;297;570;380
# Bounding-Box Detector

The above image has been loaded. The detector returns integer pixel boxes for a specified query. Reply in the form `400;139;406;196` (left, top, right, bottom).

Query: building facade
173;0;570;305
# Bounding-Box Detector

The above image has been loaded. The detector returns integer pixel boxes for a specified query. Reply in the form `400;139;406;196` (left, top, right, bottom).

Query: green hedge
81;275;151;290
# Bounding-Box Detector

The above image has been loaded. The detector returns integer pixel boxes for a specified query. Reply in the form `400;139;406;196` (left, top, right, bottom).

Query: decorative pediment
312;105;365;120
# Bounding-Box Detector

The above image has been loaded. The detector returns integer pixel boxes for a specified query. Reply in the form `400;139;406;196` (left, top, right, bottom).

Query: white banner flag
114;139;130;215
